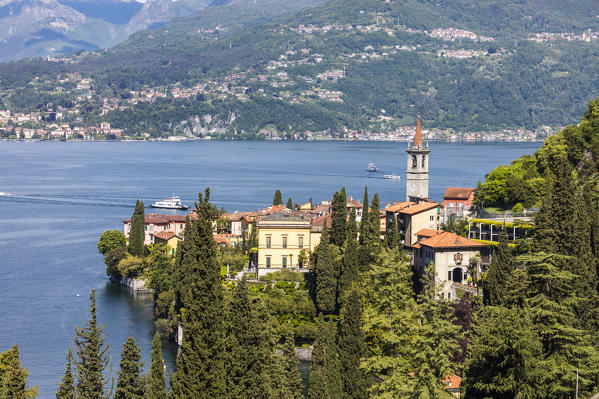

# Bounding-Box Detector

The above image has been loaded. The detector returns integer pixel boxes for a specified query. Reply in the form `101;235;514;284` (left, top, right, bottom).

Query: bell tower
406;116;429;202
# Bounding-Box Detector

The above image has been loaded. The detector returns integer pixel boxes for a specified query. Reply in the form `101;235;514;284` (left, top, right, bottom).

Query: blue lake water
0;140;541;397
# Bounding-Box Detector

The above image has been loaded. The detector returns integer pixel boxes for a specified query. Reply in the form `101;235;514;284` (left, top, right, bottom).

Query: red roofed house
444;375;462;397
123;213;196;245
153;231;182;256
384;200;442;246
443;187;475;219
413;230;485;300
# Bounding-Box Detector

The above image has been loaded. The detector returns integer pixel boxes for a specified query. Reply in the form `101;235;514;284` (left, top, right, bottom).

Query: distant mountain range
1;0;599;135
0;0;212;61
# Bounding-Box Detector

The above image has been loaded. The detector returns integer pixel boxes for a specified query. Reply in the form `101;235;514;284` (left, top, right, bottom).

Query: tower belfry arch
406;116;429;202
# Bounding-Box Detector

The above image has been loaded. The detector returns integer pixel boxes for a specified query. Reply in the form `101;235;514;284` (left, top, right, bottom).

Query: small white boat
367;162;379;172
151;195;189;210
384;172;401;180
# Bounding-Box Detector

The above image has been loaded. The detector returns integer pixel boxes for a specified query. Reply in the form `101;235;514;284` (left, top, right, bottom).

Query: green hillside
2;0;599;136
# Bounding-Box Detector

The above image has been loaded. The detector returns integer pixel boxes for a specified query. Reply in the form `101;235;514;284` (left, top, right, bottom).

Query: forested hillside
2;0;599;136
475;97;599;210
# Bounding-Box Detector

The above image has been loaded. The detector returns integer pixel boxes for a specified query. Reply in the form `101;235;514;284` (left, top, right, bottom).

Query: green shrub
117;255;144;278
511;202;524;213
97;230;126;255
104;246;127;277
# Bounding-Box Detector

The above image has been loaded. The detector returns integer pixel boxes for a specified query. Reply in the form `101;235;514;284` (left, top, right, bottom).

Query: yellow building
384;201;442;246
154;231;182;256
257;212;321;276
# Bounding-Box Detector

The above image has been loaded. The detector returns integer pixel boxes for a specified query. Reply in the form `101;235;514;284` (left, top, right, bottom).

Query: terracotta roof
384;201;414;213
123;213;196;224
154;231;179;241
414;116;423;147
444;375;462;391
311;213;332;229
257;204;287;215
416;228;443;238
419;231;485;249
399;201;440;215
443;187;475;200
346;198;363;209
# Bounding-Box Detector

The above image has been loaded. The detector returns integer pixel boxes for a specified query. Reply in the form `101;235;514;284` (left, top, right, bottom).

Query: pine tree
280;332;303;399
410;263;461;398
0;344;38;399
463;306;542;399
115;337;144;399
149;332;167;399
338;209;358;303
74;289;111;399
338;289;368;399
56;349;76;399
484;228;515;306
170;188;227;398
308;316;329;399
331;189;347;247
129;200;145;257
286;197;293;209
315;225;336;315
273;190;283;206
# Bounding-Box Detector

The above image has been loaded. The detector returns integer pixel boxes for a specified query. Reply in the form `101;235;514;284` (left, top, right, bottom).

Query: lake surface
0;140;541;397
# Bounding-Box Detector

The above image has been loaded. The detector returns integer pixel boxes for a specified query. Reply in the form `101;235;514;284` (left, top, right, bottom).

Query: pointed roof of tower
414;116;423;147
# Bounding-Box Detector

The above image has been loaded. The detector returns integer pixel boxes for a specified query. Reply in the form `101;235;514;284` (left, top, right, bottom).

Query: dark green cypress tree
286;197;293;209
338;209;358;304
74;289;111;399
484;228;515;306
308;315;329;399
359;186;369;246
280;332;303;399
115;337;144;399
331;189;348;247
338;289;368;399
227;278;274;398
524;253;599;397
324;320;342;399
368;193;381;245
129;200;145;257
170;188;227;398
385;212;399;250
273;190;283;206
56;348;76;399
149;332;167;399
0;344;37;399
315;225;336;315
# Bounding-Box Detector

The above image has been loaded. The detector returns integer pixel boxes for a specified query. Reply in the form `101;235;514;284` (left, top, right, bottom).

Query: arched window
412;155;417;168
422;155;426;168
452;268;463;283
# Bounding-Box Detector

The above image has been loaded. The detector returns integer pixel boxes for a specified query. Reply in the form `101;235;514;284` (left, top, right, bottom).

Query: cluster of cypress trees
55;290;168;399
463;154;599;397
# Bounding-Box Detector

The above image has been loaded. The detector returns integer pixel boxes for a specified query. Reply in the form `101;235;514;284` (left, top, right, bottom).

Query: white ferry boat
367;162;380;172
384;172;401;180
151;195;189;210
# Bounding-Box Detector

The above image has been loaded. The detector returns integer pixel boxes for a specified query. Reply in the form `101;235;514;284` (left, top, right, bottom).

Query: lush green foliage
97;230;126;256
475;98;599;209
149;333;167;399
330;188;347;247
73;290;111;399
55;349;75;399
314;225;337;315
0;345;38;398
170;189;227;398
128;200;145;258
338;289;368;399
273;190;283;206
115;337;145;399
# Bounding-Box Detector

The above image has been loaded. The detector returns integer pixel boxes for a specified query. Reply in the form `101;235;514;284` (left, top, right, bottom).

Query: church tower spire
406;117;430;202
414;115;423;147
